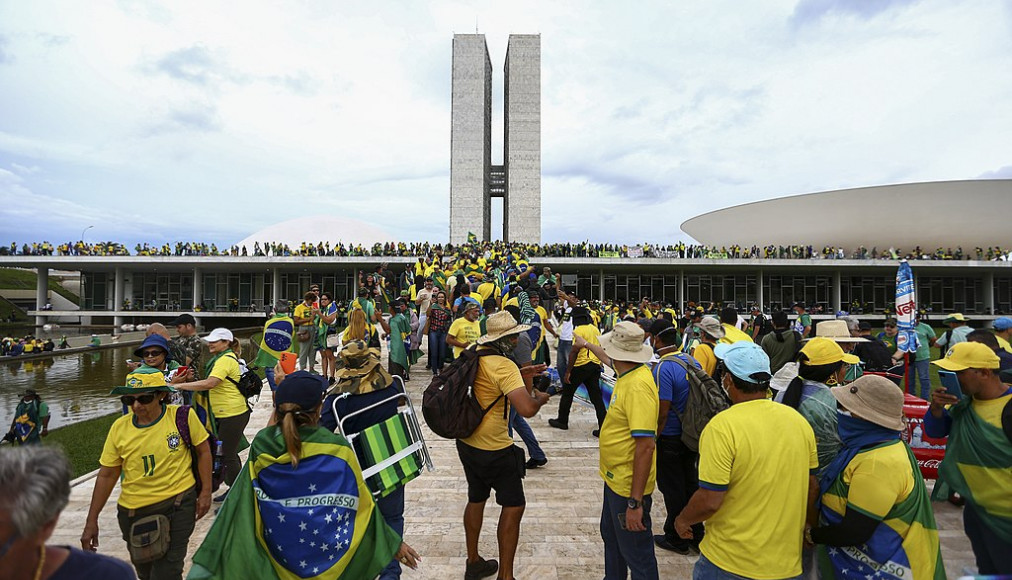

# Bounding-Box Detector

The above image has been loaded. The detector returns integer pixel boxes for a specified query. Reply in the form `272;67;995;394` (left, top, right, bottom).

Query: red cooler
900;393;947;479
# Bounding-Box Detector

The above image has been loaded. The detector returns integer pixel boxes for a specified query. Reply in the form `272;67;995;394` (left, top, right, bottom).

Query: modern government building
4;32;1012;329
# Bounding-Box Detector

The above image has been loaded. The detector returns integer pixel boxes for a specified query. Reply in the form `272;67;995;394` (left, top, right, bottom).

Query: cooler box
900;393;946;479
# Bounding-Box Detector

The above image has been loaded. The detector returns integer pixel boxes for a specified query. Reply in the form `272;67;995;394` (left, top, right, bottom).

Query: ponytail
275;403;319;468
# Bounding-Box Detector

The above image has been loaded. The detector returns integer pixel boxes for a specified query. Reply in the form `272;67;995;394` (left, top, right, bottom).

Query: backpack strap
175;405;193;448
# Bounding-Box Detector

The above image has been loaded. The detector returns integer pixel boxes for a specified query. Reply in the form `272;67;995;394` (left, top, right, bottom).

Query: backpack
223;353;263;404
657;354;730;452
175;406;223;495
421;346;508;439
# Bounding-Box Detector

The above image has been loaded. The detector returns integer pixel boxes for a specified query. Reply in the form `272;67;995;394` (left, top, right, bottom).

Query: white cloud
0;0;1008;247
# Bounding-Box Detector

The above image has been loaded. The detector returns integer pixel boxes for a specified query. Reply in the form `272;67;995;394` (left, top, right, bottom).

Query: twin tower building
450;34;541;244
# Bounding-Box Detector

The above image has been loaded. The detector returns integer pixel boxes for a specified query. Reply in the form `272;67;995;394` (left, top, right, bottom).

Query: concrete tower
450;34;541;244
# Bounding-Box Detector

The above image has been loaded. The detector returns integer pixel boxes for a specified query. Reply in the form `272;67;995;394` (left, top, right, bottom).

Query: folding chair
330;377;434;498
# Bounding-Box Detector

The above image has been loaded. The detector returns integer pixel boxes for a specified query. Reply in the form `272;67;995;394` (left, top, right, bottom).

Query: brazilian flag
189;425;401;579
466;231;477;244
260;316;295;362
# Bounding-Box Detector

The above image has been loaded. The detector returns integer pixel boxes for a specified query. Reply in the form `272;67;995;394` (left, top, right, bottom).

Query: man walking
926;342;1012;574
456;311;550;580
577;321;660;579
936;313;972;353
675;341;818;580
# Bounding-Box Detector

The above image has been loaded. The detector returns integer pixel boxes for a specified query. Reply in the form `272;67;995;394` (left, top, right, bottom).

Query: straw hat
333;340;392;395
600;321;653;364
805;320;866;343
830;375;905;431
476;311;531;345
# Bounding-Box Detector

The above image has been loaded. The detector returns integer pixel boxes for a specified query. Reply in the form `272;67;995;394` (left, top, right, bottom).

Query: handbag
296;328;311;341
326;334;341;348
128;514;171;563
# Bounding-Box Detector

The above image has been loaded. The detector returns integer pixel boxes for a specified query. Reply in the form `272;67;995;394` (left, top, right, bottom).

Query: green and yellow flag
189;425;401;579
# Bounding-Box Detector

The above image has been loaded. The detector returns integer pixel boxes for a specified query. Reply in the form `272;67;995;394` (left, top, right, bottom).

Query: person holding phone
926;342;1012;575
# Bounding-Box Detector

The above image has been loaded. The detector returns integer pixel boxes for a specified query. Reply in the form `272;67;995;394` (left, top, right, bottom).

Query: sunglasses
121;393;158;406
140;349;165;358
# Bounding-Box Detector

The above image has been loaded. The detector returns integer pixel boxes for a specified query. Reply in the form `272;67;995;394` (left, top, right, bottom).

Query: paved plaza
52;352;979;579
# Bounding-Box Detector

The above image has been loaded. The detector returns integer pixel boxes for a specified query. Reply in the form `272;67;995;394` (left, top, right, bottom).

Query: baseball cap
993;317;1012;331
648;318;674;336
943;313;968;323
932;341;1000;371
275;371;326;410
202;328;234;343
713;341;772;383
167;313;196;326
800;337;860;366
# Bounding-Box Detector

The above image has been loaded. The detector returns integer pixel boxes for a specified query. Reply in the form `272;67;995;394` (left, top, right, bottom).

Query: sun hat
202;328;233;343
133;334;171;359
943;313;968;323
993;317;1012;331
800;337;860;366
334;340;393;394
476;311;531;345
275;370;326;409
697;317;725;339
109;368;173;395
713;342;772;383
806;320;866;343
599;321;653;364
932;341;1000;371
830;374;905;431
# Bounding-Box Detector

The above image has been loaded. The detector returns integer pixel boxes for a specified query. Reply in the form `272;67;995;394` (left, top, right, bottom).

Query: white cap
203;328;234;343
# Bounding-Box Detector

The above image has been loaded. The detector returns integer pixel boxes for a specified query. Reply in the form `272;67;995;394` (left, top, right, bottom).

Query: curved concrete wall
680;180;1012;250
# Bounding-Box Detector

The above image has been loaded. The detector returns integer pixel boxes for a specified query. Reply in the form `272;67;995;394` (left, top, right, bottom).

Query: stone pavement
52;353;978;579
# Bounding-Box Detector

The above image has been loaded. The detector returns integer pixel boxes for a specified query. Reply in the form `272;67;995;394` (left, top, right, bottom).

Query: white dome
234;216;396;249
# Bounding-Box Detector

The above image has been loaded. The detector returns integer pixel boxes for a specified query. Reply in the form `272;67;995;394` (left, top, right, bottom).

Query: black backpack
223;353;263;403
422;346;507;439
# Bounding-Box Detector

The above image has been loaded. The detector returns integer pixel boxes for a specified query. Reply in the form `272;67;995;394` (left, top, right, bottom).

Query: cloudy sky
1;0;1009;248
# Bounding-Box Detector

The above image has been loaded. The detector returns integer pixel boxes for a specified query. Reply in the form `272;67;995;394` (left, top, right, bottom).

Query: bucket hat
476;311;531;345
800;337;860;366
600;321;653;364
109;368;173;395
806;320;866;343
697;317;725;340
830;374;906;431
133;334;172;360
333;340;393;395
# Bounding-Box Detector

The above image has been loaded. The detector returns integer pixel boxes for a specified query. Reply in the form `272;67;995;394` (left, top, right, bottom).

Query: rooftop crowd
4;239;1011;261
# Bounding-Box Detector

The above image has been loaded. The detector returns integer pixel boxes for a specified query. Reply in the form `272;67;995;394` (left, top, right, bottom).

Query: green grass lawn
44;412;119;478
0;267;80;306
0;295;28;324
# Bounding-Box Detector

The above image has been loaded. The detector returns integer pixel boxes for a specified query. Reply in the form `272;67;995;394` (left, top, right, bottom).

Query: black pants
556;363;605;427
117;489;196;580
217;410;250;487
964;500;1012;574
656;435;704;547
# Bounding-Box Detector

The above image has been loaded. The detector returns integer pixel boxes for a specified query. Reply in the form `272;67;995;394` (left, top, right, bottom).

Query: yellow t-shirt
208;353;248;419
719;323;754;344
697;399;818;579
100;405;209;509
476;281;497;304
460;352;526;451
598;365;659;497
691;342;718;376
997;336;1012;354
504;296;519;309
293;302;313;326
534;306;548;350
447;318;481;358
572;324;602;367
973;391;1012;429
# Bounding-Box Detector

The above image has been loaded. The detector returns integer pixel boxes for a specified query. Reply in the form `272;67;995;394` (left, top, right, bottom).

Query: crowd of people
3;239;1011;579
1;335;62;356
5;238;1011;261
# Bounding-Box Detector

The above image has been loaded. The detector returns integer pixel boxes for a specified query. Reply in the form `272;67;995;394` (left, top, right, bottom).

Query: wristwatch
627;498;641;510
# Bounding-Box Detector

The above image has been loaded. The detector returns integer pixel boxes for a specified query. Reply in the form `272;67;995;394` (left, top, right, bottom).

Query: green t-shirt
914;323;936;362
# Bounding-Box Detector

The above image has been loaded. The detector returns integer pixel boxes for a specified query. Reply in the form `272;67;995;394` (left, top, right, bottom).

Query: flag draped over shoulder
189;425;401;579
894;260;919;354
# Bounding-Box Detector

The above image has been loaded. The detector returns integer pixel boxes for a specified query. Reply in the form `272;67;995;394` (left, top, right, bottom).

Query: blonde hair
346;309;367;342
275;403;319;468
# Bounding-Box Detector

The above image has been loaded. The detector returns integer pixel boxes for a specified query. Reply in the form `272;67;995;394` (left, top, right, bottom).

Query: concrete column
756;269;764;310
984;271;995;318
678;270;685;312
113;267;124;328
272;267;282;307
192;268;203;311
832;270;842;315
599;268;605;303
35;267;48;327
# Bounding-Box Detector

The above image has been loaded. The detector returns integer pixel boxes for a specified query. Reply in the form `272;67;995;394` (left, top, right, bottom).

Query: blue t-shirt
653;353;699;437
50;547;135;579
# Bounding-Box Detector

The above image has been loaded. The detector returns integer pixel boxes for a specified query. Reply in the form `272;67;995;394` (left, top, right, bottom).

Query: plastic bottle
213;440;223;474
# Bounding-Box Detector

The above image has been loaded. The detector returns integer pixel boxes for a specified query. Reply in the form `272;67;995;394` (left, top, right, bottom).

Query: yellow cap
800;337;860;366
932;341;1000;371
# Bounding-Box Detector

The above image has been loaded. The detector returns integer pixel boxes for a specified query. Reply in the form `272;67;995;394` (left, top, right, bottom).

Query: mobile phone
617;512;628;530
938;370;963;399
126;359;135;364
175;366;189;376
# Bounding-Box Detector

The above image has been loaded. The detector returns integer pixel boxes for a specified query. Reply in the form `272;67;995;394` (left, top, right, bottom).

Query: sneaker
548;418;568;430
464;556;498;580
653;535;691;555
525;457;548;469
212;491;228;503
592;429;600;438
328;377;336;386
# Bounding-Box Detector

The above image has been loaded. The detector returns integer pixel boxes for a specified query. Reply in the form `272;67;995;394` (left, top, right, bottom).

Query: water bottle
213;440;223;474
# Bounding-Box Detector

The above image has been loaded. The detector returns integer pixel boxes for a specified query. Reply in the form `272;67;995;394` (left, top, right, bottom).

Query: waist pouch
128;513;171;564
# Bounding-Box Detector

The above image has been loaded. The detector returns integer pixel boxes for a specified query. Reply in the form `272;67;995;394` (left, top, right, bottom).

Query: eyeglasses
140;350;165;358
120;393;157;406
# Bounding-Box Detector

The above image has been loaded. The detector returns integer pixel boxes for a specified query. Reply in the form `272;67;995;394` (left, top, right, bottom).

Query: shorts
456;440;526;507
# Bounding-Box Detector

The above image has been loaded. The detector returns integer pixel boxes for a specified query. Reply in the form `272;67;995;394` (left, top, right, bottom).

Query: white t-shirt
559;306;574;341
